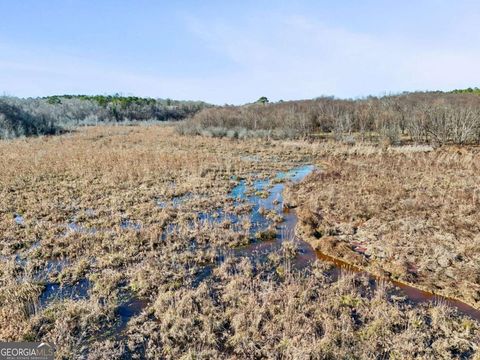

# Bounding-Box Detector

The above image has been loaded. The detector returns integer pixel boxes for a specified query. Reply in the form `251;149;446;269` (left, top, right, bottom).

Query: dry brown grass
0;125;479;358
286;142;480;310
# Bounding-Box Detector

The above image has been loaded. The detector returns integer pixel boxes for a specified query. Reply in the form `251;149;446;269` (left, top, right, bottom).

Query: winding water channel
35;163;480;331
235;164;480;321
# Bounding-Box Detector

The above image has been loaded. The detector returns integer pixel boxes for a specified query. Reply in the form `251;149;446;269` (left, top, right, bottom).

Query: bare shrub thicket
0;96;208;139
0;98;60;138
180;92;480;144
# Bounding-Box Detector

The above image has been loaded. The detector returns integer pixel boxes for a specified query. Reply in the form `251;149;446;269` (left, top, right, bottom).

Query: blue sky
0;0;479;104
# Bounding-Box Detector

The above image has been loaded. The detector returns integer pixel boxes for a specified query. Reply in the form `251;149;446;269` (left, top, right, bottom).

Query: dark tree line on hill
179;91;480;144
0;95;209;139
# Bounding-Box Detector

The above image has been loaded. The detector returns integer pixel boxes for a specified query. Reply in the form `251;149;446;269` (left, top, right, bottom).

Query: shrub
179;92;480;144
0;95;210;139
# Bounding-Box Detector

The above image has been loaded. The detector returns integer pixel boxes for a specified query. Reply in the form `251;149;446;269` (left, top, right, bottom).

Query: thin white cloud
1;10;480;104
186;13;480;101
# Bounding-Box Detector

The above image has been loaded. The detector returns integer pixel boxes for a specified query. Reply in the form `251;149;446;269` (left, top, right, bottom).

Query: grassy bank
284;143;480;310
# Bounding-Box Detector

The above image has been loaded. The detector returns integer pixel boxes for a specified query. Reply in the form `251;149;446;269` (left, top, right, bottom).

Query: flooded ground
39;279;90;307
229;165;316;267
0;127;480;359
2;126;478;357
225;164;480;321
28;163;480;325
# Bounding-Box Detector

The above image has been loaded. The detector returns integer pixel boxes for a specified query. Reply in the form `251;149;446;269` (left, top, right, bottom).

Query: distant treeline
0;95;209;139
179;90;480;144
451;87;480;95
4;90;480;144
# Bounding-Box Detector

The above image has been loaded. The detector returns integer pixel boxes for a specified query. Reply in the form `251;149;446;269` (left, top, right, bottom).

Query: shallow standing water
231;164;480;321
33;163;480;330
229;165;316;265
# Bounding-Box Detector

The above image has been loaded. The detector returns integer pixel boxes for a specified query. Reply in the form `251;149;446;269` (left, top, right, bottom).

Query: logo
0;343;54;360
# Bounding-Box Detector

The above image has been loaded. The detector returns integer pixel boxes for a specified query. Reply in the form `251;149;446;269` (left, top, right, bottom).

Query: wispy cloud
1;5;480;104
186;12;480;102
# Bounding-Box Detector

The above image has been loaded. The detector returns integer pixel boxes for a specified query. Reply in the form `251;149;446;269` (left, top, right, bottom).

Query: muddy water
315;249;480;320
235;164;480;321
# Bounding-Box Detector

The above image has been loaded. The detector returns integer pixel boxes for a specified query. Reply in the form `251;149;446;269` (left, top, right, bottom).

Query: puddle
38;278;149;337
39;279;90;307
230;181;248;199
114;297;149;334
192;266;213;287
120;220;142;231
194;209;246;232
160;223;181;241
92;287;150;340
67;222;82;232
33;258;71;282
66;222;97;235
14;214;24;225
37;279;150;336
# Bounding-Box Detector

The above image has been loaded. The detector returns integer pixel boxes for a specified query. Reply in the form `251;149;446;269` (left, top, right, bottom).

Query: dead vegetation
286;142;480;310
179;92;480;144
0;125;479;358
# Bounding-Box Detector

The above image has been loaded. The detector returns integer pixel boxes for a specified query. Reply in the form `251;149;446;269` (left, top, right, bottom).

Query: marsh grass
0;125;478;358
286;142;480;310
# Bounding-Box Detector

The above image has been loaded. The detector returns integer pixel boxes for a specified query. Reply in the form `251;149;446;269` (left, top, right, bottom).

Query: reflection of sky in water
276;164;315;182
67;222;98;235
33;164;316;335
14;214;24;225
39;279;90;307
169;165;316;239
227;165;315;236
120;220;142;231
112;295;149;335
229;164;316;269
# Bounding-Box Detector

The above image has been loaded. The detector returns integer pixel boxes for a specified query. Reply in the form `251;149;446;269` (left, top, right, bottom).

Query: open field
0;125;479;358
